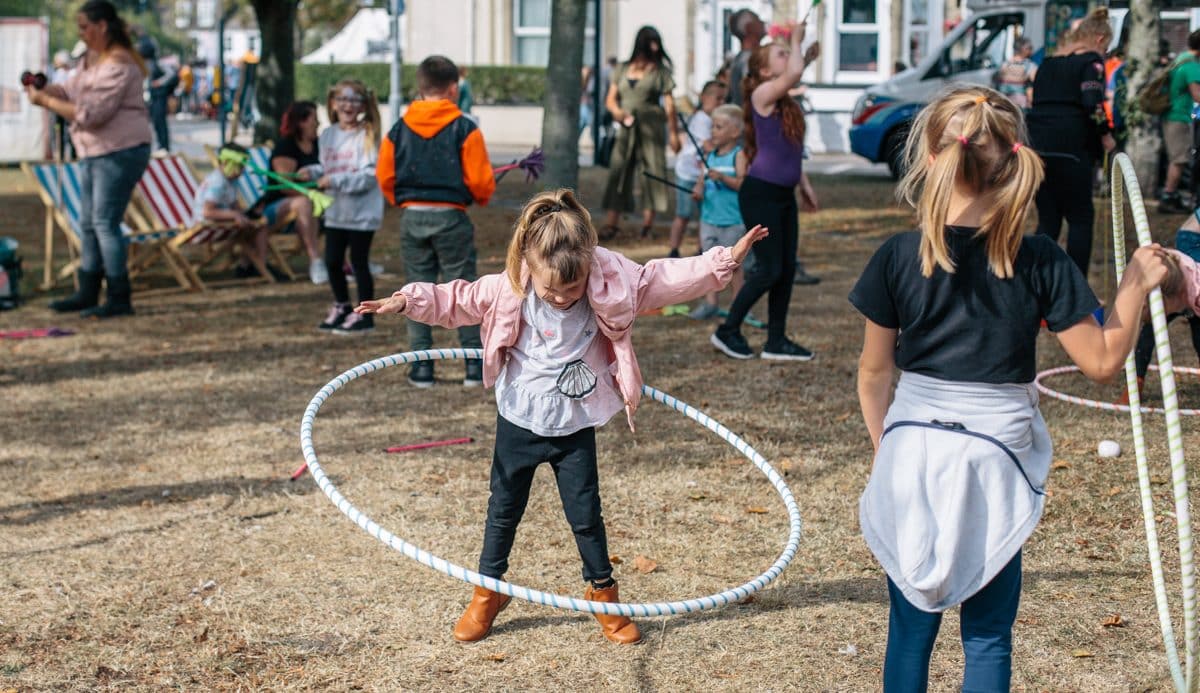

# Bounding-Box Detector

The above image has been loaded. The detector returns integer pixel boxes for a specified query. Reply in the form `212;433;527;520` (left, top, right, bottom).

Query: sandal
599;224;621;241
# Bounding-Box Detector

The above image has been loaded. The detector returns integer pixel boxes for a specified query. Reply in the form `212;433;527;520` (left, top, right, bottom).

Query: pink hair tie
1011;142;1023;153
957;135;969;146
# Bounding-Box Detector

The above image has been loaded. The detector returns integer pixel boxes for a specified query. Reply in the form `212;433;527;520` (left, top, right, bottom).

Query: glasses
334;96;364;104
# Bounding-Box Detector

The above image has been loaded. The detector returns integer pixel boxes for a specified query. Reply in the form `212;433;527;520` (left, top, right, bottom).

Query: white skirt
859;371;1052;612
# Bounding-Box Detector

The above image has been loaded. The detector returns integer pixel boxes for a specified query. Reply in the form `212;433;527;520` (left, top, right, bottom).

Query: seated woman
257;101;324;283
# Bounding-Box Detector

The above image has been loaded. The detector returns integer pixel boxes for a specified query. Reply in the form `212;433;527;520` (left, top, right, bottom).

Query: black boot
49;269;101;312
81;274;134;319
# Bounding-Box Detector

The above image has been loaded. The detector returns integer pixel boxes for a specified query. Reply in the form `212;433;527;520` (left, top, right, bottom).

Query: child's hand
706;168;723;181
691;179;704;202
355;292;407;315
731;225;768;264
1126;244;1170;294
317;175;331;190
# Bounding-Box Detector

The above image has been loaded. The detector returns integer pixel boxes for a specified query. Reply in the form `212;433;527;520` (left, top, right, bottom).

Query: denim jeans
399;208;482;351
78;144;150;277
479;415;612;583
884;551;1022;693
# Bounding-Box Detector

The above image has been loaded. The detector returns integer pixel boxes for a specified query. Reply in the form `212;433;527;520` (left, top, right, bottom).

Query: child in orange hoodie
377;55;495;388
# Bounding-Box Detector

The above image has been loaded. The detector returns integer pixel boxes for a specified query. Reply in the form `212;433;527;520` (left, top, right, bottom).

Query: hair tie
1011;142;1023;153
974;95;988;105
957;135;970;146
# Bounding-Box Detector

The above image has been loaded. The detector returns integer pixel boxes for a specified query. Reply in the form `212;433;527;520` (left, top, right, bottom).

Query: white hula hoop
1111;153;1195;692
299;348;803;617
1035;364;1200;416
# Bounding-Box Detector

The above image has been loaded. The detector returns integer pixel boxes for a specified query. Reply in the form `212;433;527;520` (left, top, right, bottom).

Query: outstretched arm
1056;245;1170;382
634;225;768;311
356;274;503;328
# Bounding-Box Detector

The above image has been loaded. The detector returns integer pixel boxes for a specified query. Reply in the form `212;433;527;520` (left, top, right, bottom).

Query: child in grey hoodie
314;79;386;334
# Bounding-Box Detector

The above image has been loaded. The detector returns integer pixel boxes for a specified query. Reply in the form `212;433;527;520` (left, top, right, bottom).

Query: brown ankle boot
452;586;511;642
1117;377;1146;406
584;581;642;644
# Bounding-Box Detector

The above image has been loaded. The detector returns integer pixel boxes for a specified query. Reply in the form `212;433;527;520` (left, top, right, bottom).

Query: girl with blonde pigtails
851;85;1169;691
315;78;386;334
357;189;766;644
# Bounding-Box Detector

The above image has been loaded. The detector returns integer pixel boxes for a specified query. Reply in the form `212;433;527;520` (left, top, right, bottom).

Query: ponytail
505;189;597;295
898;85;1044;278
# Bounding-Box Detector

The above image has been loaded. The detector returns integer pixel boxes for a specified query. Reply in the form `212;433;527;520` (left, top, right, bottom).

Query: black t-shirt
849;227;1098;384
1027;51;1110;161
259;137;320;207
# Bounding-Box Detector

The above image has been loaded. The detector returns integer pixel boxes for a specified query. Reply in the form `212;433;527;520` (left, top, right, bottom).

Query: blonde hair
505;189;598;295
326;79;382;152
712;104;744;130
897;85;1044;278
1070;7;1113;46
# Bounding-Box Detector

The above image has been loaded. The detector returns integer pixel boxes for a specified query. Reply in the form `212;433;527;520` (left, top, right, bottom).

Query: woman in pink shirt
26;0;152;318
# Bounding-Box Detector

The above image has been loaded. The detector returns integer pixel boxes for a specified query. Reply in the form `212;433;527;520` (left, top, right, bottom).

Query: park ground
2;162;1200;691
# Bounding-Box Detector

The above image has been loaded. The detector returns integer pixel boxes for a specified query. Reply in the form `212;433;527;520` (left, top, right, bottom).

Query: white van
847;1;1194;178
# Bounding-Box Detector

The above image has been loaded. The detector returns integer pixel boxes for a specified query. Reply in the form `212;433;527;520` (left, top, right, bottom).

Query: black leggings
479;415;611;583
721;175;798;343
324;227;375;305
1035;154;1094;277
1134;313;1200;379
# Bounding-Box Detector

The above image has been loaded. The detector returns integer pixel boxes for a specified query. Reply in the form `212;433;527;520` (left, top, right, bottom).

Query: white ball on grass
1098;440;1121;458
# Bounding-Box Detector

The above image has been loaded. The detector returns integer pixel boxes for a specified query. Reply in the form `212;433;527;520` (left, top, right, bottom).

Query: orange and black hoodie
376;99;495;210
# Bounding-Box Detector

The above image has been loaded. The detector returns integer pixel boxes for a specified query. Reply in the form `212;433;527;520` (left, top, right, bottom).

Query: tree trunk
249;0;298;144
540;0;586;190
1122;0;1161;196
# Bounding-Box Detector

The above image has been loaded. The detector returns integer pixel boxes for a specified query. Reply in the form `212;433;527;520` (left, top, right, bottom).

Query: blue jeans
78;144;150;277
884;551;1022;693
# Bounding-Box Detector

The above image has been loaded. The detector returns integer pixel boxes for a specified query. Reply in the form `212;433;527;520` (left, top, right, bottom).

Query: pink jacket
46;55;152;158
397;245;740;430
1169;249;1200;314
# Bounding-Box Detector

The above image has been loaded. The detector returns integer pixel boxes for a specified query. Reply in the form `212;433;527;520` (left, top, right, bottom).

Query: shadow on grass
0;474;317;526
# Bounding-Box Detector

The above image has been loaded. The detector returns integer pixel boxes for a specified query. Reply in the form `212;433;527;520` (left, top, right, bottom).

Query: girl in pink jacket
357;189;765;645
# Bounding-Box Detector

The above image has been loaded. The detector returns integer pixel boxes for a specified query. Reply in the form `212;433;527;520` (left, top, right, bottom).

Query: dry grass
1;165;1198;691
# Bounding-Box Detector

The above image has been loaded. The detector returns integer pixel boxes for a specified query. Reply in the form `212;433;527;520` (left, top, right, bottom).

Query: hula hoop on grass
1035;364;1200;416
1110;153;1195;693
299;348;802;617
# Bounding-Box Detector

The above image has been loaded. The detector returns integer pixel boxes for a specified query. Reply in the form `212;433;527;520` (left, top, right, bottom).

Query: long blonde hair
897;85;1044;278
326;79;381;152
505;189;598;295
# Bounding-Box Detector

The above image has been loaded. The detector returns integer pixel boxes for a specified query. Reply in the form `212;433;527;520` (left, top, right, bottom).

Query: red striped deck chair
20;160;187;291
130;155;290;291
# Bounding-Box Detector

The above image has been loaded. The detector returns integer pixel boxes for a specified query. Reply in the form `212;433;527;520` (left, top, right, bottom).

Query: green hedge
296;63;547;105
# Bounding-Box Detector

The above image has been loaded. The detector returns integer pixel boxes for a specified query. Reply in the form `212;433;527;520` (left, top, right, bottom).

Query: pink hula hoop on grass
1035;365;1200;416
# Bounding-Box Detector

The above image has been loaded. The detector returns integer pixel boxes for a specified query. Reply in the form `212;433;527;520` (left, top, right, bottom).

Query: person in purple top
711;20;820;362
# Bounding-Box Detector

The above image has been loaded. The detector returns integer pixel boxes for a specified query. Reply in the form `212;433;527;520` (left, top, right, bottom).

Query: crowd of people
23;1;1200;689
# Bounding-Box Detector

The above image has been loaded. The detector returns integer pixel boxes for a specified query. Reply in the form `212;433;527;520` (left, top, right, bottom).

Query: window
247;35;258;55
512;0;596;67
196;0;215;28
935;13;1024;78
906;0;929;67
837;0;880;74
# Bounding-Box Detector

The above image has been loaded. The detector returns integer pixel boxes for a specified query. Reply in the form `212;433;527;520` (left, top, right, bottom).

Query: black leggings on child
324;227;374;304
1134;313;1200;379
720;175;798;344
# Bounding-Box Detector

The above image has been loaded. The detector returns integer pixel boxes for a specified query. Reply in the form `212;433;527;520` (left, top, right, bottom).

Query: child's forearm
857;368;892;453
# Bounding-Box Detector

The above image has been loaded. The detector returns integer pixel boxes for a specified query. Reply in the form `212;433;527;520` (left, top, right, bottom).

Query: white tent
301;8;394;64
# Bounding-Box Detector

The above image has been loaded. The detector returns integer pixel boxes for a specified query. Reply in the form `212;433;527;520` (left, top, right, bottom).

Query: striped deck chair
130;155;294;291
20;161;184;291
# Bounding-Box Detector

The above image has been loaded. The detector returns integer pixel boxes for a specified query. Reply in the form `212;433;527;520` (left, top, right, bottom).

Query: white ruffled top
495;290;624;437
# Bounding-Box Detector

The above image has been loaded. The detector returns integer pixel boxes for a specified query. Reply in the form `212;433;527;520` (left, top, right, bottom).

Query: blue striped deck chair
21;161;188;291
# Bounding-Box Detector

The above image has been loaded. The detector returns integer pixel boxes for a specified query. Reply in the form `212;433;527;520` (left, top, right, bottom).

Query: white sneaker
309;259;328;285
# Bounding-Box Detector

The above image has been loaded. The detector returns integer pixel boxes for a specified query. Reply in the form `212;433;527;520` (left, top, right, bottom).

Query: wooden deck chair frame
20;161;187;291
129;154;292;291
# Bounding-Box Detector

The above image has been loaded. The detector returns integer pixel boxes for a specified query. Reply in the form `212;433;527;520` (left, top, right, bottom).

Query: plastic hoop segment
299;348;803;617
1034;365;1200;416
1110;153;1194;692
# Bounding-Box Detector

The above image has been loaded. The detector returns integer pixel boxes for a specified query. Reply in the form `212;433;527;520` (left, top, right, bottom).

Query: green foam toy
219;147;334;217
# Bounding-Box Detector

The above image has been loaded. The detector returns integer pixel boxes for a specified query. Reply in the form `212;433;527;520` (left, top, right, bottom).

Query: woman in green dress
600;26;681;239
